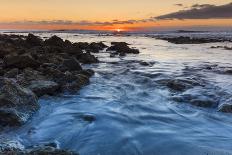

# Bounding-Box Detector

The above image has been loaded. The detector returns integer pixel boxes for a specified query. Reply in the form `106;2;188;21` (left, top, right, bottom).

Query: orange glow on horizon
0;19;232;31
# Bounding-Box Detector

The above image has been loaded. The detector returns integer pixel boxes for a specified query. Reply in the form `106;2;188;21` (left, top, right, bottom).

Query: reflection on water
3;33;232;155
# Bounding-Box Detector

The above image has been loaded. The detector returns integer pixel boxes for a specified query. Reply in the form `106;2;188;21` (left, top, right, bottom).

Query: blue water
3;33;232;155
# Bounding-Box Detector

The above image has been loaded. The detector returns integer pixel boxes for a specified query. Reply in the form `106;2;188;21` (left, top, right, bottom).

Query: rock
28;80;60;97
165;78;202;92
0;145;78;155
225;69;232;75
0;78;39;126
3;54;40;69
0;139;24;153
4;68;19;78
218;98;232;113
73;42;89;49
26;34;43;46
172;87;219;108
156;36;228;44
86;42;108;53
59;58;82;71
82;114;96;122
139;61;150;66
79;69;95;77
25;146;78;155
61;74;89;92
107;42;139;55
44;35;64;47
77;53;99;64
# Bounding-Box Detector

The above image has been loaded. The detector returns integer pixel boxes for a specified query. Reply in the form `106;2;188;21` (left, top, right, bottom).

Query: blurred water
3;33;232;155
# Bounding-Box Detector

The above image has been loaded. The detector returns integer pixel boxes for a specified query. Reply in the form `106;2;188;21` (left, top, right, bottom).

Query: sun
116;29;121;32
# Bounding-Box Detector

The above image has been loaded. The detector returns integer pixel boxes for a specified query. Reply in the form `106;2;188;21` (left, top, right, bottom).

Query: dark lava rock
107;42;139;55
0;78;39;126
44;35;65;47
28;80;60;97
4;68;19;78
77;53;99;64
3;54;40;69
26;34;43;46
86;42;108;53
59;58;82;71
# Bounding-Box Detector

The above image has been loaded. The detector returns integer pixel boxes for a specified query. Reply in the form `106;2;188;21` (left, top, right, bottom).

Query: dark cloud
156;2;232;20
174;4;183;7
191;4;215;9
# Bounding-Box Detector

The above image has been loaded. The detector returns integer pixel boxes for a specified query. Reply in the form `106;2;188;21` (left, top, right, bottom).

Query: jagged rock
77;53;99;64
4;68;19;78
44;35;64;47
61;74;89;92
107;42;139;54
3;54;40;69
0;78;39;126
59;58;82;71
26;34;43;46
86;42;108;53
28;80;60;97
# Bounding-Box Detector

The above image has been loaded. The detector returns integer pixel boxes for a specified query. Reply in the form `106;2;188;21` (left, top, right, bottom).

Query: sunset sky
0;0;232;31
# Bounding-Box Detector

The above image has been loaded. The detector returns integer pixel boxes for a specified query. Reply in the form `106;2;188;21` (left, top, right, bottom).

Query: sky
0;0;232;31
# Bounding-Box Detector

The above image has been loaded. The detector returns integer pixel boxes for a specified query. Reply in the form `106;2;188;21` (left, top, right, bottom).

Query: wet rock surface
107;42;139;56
0;140;78;155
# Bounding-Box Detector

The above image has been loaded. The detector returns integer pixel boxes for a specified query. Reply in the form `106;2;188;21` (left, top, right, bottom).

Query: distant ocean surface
1;30;232;155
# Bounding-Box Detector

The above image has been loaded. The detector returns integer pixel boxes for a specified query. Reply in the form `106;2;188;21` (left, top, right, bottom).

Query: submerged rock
172;87;219;108
159;78;203;92
0;78;39;126
218;98;232;113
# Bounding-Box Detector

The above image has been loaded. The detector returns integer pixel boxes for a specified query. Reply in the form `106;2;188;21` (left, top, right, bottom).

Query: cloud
0;18;156;27
191;4;215;9
174;4;183;7
156;2;232;20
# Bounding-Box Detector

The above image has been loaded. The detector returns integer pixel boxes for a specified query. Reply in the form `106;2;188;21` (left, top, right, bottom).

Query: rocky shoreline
154;36;232;44
0;34;140;154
